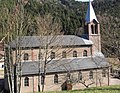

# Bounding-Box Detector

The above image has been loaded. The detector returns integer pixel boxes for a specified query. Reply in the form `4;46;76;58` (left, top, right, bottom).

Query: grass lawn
39;85;120;93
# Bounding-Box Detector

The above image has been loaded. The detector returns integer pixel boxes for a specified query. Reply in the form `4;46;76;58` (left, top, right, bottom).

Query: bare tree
0;0;31;93
97;14;120;59
34;13;82;92
35;14;62;92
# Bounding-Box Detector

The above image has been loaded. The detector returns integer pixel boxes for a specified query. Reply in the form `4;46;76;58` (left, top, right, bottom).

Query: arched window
24;77;29;86
54;74;58;84
67;73;71;79
41;74;44;85
89;71;93;79
50;52;55;59
83;50;87;57
95;24;98;34
73;51;77;57
2;64;4;68
78;71;82;81
24;53;29;60
62;51;66;58
38;52;42;60
91;25;94;34
102;69;106;77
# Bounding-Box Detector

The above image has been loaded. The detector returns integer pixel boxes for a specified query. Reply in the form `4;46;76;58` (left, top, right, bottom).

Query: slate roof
21;57;109;75
10;35;93;48
85;1;99;23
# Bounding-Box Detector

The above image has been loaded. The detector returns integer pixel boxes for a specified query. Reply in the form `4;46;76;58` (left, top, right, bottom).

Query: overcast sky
75;0;93;2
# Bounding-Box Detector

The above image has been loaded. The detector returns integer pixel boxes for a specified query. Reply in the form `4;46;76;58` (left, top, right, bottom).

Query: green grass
39;85;120;93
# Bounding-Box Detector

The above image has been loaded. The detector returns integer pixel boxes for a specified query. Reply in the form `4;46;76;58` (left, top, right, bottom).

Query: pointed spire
85;0;99;23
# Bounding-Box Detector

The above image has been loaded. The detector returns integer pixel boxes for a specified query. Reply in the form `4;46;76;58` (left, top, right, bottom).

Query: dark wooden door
61;82;72;90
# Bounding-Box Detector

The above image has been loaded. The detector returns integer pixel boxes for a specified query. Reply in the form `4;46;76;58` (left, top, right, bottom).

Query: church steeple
85;0;99;23
84;0;101;53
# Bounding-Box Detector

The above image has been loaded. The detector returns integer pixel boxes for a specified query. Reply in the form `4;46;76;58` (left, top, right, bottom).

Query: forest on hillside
0;0;120;58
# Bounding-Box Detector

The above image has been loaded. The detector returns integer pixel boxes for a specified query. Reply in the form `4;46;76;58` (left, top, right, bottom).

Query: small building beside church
5;1;109;93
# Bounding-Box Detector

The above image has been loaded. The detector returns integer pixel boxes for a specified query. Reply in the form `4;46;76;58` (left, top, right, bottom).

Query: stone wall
20;69;109;93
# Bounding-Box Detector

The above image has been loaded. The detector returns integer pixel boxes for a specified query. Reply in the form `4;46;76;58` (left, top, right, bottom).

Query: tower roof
85;0;99;23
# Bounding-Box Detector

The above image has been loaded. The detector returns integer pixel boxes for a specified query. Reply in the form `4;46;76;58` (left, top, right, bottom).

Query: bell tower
84;0;101;55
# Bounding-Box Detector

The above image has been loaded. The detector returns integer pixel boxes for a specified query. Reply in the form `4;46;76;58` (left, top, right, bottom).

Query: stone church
5;1;109;93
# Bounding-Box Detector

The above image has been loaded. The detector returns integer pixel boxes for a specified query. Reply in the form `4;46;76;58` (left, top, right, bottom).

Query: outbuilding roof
20;57;109;75
10;35;93;48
